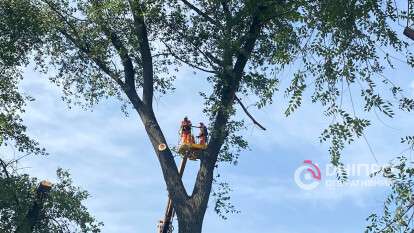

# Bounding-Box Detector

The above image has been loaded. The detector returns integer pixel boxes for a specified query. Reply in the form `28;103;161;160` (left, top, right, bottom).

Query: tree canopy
1;1;102;232
366;138;414;233
2;0;414;232
0;0;46;155
0;166;103;233
30;0;414;166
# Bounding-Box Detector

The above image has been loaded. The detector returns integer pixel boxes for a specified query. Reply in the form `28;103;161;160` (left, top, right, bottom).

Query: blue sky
15;55;414;233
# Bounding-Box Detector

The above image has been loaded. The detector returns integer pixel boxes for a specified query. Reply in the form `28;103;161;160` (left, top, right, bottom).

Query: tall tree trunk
178;219;203;233
176;208;204;233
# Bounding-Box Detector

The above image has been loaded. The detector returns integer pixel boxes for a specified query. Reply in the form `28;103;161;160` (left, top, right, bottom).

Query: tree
0;163;103;233
366;137;414;233
0;0;45;155
0;73;103;232
4;0;414;232
1;2;102;232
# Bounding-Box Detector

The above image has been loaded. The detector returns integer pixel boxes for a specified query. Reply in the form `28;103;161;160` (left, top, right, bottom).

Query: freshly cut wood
158;143;167;151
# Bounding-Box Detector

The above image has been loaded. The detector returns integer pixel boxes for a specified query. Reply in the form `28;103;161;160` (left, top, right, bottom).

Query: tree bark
177;219;203;233
176;208;204;233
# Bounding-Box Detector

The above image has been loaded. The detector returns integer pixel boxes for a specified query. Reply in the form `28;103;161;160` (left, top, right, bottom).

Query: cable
346;79;380;164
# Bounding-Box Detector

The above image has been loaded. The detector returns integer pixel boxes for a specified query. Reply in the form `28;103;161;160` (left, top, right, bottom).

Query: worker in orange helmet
180;116;192;144
197;122;208;145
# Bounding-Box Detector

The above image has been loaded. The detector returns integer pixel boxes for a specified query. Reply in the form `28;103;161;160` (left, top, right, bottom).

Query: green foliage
366;155;414;233
0;0;46;155
320;109;371;165
0;2;100;231
280;0;414;169
319;111;371;181
0;75;45;155
3;0;414;223
211;176;239;220
33;0;176;110
285;73;306;116
0;0;44;67
401;136;414;149
217;120;249;165
241;72;279;109
14;0;413;172
0;165;102;233
399;98;414;112
365;138;414;232
0;3;98;229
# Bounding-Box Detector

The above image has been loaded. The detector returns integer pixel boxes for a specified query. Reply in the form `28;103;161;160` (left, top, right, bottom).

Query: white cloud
14;64;414;233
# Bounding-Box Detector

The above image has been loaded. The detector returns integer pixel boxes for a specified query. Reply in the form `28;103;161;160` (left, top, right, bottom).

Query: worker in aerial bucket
180;116;192;144
196;122;208;145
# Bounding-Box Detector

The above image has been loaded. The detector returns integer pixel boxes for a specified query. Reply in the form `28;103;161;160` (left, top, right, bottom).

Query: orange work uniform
180;120;192;144
198;125;208;145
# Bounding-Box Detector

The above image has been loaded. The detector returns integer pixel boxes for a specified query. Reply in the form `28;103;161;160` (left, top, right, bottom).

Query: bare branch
235;96;266;130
